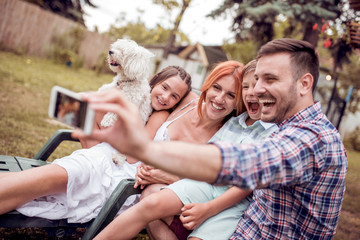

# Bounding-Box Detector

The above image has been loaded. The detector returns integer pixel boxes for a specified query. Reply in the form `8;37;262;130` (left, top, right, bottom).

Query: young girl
91;60;246;240
0;65;192;224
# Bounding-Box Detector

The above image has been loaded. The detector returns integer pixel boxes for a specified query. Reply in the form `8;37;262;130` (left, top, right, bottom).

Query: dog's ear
123;46;155;81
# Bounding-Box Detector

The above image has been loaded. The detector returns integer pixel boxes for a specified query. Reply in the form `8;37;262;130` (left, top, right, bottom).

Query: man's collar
236;112;275;129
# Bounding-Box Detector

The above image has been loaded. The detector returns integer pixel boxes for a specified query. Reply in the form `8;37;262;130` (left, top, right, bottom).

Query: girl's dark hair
149;66;192;98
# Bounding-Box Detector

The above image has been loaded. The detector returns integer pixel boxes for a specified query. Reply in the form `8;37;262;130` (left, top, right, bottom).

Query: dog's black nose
109;50;113;55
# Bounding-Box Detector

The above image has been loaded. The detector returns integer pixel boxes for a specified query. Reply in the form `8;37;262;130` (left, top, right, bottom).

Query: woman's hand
134;163;155;189
145;168;180;185
180;203;211;230
134;163;180;188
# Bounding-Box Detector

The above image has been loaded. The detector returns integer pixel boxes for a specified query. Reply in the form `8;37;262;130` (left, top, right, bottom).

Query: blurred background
0;0;359;239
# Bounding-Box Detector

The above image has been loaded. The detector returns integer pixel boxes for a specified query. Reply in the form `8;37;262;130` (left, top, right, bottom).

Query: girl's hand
134;164;155;189
180;203;211;230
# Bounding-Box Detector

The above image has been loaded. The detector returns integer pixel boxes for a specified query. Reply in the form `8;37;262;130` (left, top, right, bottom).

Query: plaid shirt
213;102;347;239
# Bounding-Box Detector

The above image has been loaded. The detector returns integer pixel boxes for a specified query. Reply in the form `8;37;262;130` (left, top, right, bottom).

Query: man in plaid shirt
77;38;347;240
211;38;348;239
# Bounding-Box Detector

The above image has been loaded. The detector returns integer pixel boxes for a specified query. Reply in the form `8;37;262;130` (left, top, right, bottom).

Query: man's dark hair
257;38;319;92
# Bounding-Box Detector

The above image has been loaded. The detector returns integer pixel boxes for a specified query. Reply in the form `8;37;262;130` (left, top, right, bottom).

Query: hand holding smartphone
48;86;95;135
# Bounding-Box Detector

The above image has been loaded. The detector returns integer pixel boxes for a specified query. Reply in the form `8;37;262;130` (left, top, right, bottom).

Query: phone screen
54;92;89;129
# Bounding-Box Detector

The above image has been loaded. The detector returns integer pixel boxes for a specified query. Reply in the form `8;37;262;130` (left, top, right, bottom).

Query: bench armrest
33;129;79;161
82;178;142;240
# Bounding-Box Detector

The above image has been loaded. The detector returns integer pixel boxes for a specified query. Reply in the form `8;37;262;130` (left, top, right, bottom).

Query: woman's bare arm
127;110;169;164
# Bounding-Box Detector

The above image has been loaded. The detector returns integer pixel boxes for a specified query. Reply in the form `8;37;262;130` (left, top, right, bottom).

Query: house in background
146;43;228;90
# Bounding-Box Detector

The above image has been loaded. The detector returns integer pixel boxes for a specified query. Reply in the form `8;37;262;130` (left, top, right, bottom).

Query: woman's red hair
197;60;245;120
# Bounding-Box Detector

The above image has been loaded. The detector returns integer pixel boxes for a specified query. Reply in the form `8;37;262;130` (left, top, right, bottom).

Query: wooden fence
0;0;114;68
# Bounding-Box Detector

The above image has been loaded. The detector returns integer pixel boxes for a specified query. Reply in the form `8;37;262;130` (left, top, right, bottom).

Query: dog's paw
112;152;126;166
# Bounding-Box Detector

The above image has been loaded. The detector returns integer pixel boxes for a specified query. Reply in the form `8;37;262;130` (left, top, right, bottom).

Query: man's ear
298;73;313;96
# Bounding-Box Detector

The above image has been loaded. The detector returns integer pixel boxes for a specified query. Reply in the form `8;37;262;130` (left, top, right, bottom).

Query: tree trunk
302;22;320;47
162;0;191;59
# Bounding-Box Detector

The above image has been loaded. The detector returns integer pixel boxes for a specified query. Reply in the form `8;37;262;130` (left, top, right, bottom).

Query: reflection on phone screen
54;93;88;129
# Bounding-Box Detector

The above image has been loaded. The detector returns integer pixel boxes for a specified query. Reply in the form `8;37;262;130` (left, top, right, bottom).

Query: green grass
333;150;360;240
0;50;359;239
0;51;112;160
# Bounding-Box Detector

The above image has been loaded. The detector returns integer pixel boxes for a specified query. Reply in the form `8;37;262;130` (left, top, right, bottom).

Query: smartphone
48;86;95;135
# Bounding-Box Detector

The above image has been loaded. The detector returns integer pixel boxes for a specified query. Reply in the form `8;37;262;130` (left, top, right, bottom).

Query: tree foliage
106;20;190;45
21;0;96;25
152;0;180;10
105;0;191;56
222;40;257;64
46;26;86;68
338;54;360;113
152;0;192;58
208;0;342;47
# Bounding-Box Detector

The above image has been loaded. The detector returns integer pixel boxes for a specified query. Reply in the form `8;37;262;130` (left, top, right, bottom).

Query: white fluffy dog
99;38;154;127
98;39;154;165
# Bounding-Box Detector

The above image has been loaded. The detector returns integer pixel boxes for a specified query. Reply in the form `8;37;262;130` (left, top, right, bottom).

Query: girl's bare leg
140;183;165;200
94;189;183;240
147;219;178;240
141;184;178;240
0;164;68;214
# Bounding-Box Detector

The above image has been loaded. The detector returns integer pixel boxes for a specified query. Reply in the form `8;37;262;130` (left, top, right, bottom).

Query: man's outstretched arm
142;141;222;183
72;88;222;183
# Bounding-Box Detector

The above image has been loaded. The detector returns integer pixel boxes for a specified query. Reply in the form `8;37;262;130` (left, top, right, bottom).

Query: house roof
202;45;228;66
144;44;187;55
178;43;228;68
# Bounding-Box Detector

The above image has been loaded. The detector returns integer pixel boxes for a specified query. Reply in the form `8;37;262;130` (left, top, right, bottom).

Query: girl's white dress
17;142;140;223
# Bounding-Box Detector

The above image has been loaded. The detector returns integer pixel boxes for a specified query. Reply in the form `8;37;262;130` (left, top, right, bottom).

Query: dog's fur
99;39;154;127
98;39;154;165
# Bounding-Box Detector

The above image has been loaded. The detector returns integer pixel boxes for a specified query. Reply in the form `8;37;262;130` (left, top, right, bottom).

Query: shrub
222;40;257;64
94;52;112;75
45;26;85;69
344;126;360;151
